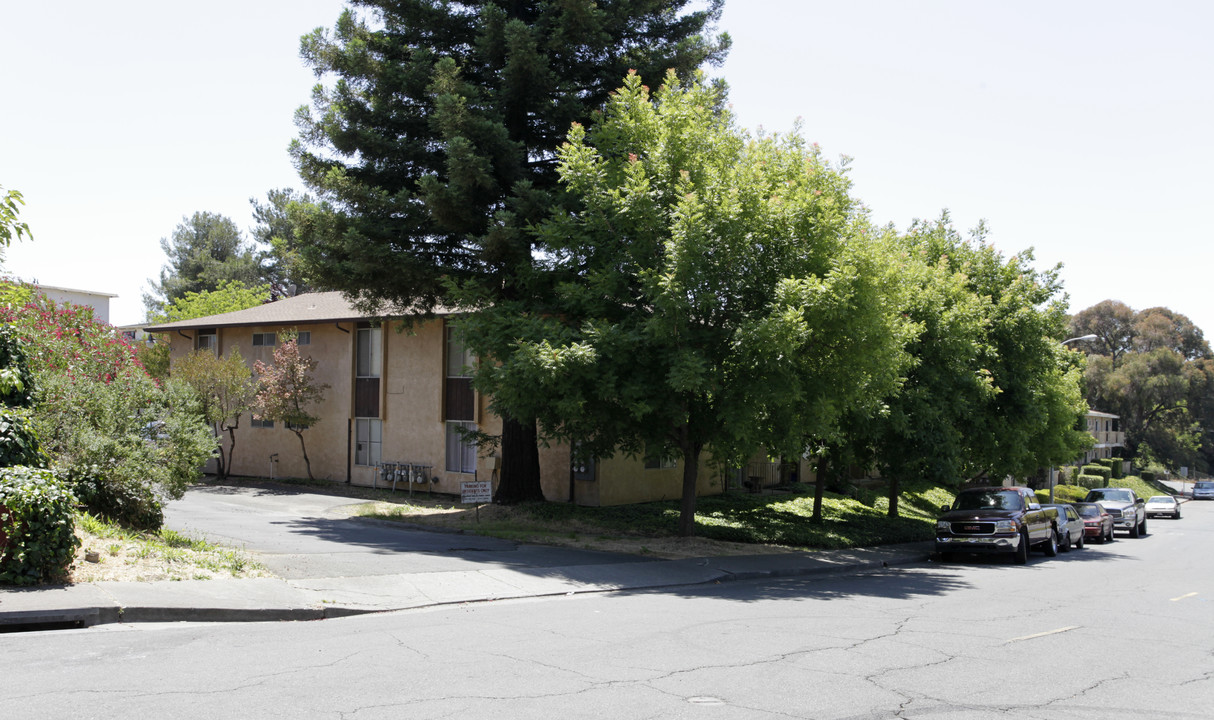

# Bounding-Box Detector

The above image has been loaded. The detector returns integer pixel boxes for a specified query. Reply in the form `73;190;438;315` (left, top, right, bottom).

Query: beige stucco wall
575;453;725;506
167;318;580;499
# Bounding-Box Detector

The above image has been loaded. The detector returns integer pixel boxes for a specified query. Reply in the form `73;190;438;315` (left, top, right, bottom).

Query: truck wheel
1013;532;1029;565
1044;529;1059;557
1139;518;1147;536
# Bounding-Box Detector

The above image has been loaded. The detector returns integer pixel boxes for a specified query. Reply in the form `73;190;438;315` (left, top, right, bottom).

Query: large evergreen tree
290;0;729;501
144;212;262;317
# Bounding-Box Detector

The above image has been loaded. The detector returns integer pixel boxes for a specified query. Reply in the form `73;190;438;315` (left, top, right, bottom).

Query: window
252;332;277;347
196;328;217;353
356;326;382;418
644;444;677;470
296;331;311;346
445;325;475;422
355;418;381;466
251;418;274;429
356;326;382;378
446;420;477;473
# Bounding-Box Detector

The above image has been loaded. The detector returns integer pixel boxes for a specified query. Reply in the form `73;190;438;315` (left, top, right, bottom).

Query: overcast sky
3;0;1210;335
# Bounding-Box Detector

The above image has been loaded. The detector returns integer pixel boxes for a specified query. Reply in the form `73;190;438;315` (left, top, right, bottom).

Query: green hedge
0;466;79;585
1082;465;1111;485
1096;458;1124;479
1141;471;1156;483
1077;474;1106;490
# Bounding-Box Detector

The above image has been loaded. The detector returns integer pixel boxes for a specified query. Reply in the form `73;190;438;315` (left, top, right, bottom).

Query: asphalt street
6;495;1212;719
164;483;658;579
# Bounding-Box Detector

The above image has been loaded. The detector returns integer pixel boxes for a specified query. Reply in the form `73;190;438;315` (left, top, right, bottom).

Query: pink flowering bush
0;287;215;530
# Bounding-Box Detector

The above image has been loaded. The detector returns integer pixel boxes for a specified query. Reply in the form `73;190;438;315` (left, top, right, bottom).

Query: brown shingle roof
144;291;452;332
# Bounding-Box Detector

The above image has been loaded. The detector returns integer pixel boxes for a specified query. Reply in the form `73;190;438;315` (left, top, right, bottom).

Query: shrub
65;465;163;531
1141;470;1156;483
0;466;79;585
1077;474;1105;489
34;373;215;530
1052;484;1089;502
1081;464;1111;485
0;408;44;468
0;324;34;408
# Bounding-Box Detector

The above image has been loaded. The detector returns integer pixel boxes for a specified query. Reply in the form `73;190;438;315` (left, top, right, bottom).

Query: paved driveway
164;484;655;580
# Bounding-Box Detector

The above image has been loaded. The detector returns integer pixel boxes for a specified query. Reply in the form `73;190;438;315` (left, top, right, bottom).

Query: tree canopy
1072;300;1213;470
457;72;911;535
144;212;262;317
290;0;730;501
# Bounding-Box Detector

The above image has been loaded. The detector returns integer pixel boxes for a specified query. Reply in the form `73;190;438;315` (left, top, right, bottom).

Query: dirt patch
69;527;270;583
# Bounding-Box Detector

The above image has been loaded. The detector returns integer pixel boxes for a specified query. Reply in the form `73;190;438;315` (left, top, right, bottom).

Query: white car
1145;495;1181;519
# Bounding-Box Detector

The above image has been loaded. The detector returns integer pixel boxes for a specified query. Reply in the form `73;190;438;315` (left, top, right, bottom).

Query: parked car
936;486;1059;564
1084;487;1147;538
1073;502;1115;543
1193;481;1214;500
1145;495;1182;519
1042;503;1085;551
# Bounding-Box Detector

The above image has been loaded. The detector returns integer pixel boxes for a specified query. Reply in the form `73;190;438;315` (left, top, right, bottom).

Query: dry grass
69;513;270;583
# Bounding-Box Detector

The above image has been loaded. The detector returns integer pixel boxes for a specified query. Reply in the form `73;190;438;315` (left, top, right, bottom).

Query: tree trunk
224;424;239;481
494;413;544;503
294;430;314;481
213;423;228;480
887;475;900;518
678;444;702;537
813;451;830;522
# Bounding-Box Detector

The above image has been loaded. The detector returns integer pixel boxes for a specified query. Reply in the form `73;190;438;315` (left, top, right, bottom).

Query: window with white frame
252;332;277;347
446;420;477;473
196;329;217;353
355;418;381;467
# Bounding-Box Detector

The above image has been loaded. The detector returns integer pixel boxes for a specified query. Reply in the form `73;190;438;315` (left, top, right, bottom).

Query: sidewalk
0;542;933;629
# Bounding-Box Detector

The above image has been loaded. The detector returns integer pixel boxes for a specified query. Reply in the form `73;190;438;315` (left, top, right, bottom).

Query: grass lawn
328;479;956;556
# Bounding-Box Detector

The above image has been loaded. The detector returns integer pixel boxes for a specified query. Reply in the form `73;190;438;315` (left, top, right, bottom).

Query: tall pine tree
290;0;729;501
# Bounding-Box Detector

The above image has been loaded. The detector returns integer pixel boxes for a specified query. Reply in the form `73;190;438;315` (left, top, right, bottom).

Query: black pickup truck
936;486;1059;564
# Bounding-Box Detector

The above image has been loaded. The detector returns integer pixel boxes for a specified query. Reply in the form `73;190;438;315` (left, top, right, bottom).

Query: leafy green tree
291;0;729;502
175;349;257;480
161;280;270;323
1072;301;1213;470
835;218;1090;515
1069;300;1136;366
458;73;910;535
144;211;261;317
0;185;32;251
254;337;328;481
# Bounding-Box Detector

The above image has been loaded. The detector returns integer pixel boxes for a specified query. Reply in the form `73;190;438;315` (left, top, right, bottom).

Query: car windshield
955;490;1022;511
1087;489;1134;503
1146;496;1173;504
1196;482;1214;490
1075;504;1101;518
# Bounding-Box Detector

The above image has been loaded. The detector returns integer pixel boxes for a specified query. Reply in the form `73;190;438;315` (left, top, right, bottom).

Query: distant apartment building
33;284;117;324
